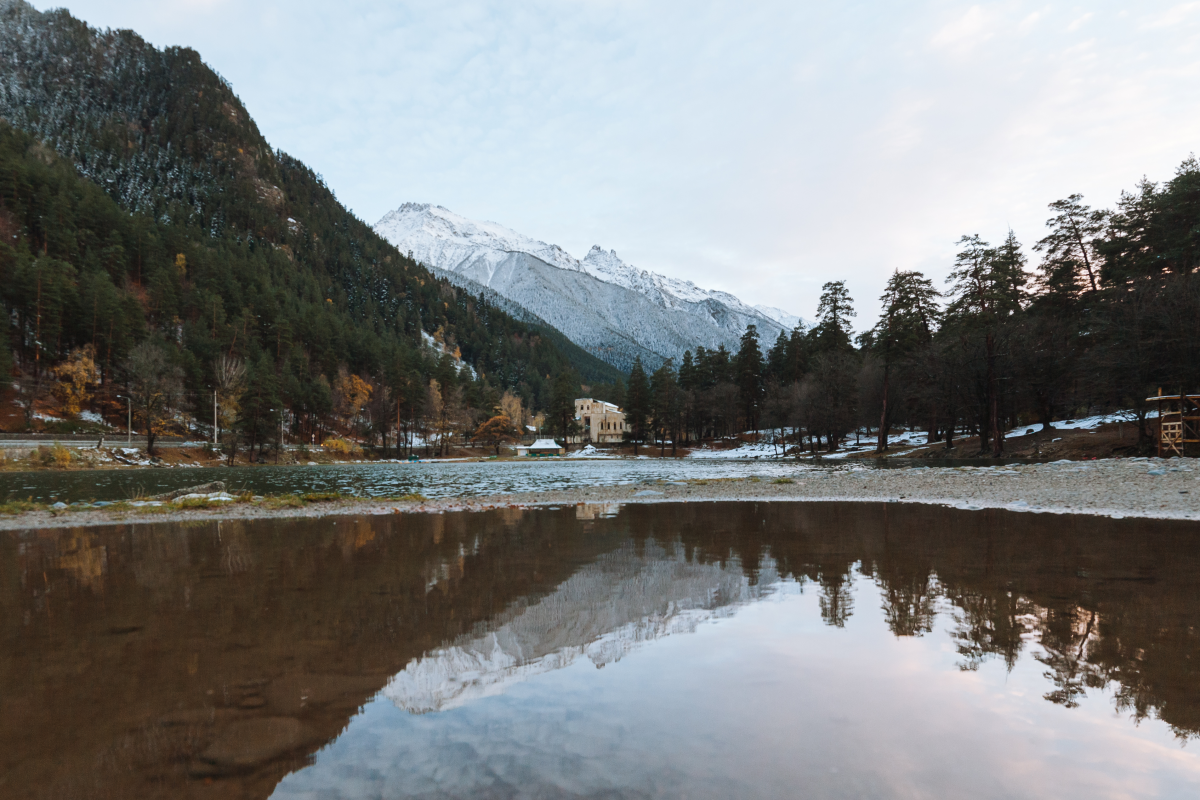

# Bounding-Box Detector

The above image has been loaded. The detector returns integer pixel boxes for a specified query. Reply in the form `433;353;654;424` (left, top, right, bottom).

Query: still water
4;502;1200;799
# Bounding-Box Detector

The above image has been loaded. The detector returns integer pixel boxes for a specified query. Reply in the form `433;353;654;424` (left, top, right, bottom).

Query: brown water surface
3;503;1200;799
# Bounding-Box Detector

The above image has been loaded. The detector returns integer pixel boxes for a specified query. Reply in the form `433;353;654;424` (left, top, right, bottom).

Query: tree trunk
987;331;1002;457
877;365;890;454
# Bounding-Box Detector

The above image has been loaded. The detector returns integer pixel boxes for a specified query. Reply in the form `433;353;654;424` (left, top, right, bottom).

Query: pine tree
624;357;650;455
650;361;681;456
1034;194;1107;298
945;233;1026;456
812;281;856;354
548;370;580;449
871;270;940;452
736;325;765;435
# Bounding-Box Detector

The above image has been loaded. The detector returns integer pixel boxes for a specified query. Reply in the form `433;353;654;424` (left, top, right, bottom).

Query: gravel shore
2;457;1196;530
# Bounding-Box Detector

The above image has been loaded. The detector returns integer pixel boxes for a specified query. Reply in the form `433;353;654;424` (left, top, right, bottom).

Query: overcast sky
45;0;1200;325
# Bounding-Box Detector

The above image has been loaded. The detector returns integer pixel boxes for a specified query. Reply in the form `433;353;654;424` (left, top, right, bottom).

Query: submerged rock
150;481;226;501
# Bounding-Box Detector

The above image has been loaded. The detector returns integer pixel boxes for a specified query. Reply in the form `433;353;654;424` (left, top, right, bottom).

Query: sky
41;0;1200;325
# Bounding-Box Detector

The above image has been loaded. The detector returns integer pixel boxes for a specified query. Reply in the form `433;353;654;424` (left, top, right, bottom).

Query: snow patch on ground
691;410;1155;460
688;440;787;459
570;445;618;459
1005;410;1157;437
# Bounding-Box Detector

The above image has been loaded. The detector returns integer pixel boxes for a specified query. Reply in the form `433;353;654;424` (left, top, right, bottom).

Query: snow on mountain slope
379;202;583;278
375;204;805;370
753;304;804;331
384;541;779;714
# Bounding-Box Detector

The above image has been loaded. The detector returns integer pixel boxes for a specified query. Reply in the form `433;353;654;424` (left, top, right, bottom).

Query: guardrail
0;434;192;448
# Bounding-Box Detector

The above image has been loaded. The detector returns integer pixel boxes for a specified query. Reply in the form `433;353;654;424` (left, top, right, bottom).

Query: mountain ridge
375;203;805;370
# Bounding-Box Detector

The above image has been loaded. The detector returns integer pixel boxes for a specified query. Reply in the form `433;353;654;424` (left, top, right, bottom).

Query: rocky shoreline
1;457;1196;530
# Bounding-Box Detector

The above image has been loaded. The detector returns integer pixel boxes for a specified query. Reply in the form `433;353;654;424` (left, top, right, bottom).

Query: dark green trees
1034;194;1107;299
624;358;651;455
736;325;765;435
870;271;939;452
548;370;582;449
650;361;682;455
943;233;1026;456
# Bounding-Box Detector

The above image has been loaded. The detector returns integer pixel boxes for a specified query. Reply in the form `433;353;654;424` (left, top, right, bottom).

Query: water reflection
3;503;1200;799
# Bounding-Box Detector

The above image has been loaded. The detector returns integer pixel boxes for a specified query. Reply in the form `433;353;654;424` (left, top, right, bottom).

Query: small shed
516;438;564;457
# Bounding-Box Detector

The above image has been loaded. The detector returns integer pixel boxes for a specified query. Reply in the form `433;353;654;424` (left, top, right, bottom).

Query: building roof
575;398;622;414
528;439;563;449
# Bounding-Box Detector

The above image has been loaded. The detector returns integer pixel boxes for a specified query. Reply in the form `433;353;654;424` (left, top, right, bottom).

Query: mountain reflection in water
3;503;1200;799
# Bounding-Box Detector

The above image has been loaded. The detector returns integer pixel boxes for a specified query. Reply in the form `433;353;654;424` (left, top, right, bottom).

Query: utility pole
213;390;218;446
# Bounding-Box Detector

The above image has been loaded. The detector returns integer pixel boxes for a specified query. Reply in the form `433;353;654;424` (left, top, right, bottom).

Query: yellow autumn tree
472;414;518;455
334;371;372;433
52;345;99;418
498;391;527;432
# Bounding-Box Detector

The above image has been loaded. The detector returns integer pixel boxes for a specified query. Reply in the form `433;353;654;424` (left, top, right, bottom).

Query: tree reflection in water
3;502;1199;799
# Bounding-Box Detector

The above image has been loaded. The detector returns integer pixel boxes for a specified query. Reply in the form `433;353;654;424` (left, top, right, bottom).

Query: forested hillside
619;157;1200;457
0;0;617;451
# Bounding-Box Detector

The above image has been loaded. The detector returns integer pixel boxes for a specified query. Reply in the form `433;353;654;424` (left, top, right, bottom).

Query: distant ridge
376;203;805;370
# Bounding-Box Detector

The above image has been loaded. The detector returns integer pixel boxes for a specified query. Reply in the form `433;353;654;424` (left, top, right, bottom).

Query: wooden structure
1147;390;1200;457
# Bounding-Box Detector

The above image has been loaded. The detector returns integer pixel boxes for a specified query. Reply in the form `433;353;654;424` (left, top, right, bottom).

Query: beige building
572;398;626;444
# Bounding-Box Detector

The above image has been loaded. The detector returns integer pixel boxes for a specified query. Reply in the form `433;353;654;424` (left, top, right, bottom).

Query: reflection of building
572;398;625;444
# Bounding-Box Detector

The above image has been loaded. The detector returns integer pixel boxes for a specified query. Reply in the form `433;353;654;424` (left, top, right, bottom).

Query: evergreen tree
624;358;651;455
1034;194;1107;299
237;354;282;462
736;325;765;434
650;361;682;456
944;233;1026;456
548;370;581;448
812;281;856;354
871;270;939;452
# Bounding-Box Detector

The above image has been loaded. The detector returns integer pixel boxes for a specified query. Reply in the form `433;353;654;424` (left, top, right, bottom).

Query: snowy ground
687;410;1160;460
570;445;619;459
1004;410;1157;436
687;431;930;460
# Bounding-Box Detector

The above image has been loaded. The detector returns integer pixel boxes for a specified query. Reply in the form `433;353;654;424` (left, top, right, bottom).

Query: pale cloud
1142;1;1200;28
931;5;994;53
36;1;1200;325
1067;12;1094;31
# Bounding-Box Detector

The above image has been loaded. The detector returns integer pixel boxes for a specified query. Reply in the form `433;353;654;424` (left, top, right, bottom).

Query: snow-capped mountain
384;541;779;715
375;203;805;370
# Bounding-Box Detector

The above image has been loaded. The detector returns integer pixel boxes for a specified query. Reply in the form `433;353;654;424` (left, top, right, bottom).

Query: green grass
0;499;45;515
261;494;304;509
300;492;344;503
772;477;795;485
